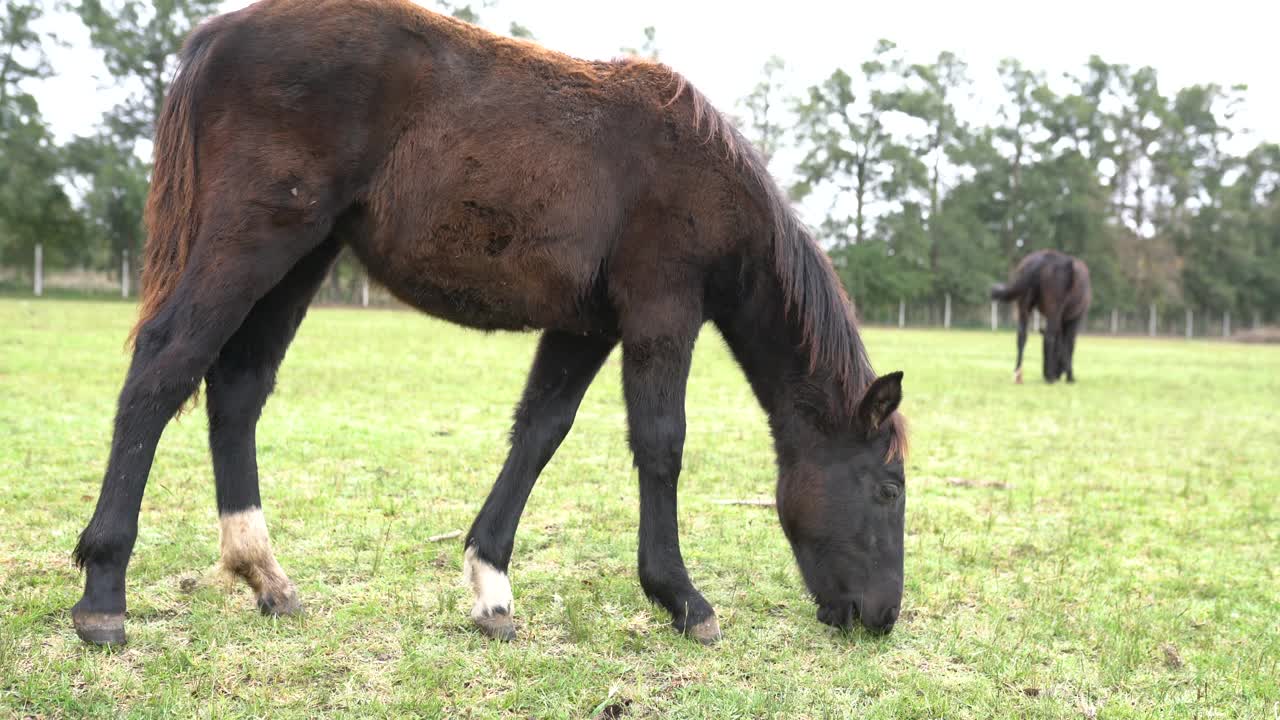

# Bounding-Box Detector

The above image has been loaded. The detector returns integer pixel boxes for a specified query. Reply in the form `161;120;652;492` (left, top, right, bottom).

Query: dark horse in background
991;249;1092;383
71;0;909;647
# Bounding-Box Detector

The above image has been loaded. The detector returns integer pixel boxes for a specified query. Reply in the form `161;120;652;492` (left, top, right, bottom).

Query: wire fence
855;295;1275;340
4;245;1277;341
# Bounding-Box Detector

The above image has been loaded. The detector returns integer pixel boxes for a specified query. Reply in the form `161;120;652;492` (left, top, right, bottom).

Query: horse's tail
128;20;221;347
990;258;1042;303
990;278;1028;302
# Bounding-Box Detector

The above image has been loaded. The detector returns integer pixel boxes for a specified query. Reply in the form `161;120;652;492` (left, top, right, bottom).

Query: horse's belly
356;234;609;334
389;269;559;332
349;153;622;334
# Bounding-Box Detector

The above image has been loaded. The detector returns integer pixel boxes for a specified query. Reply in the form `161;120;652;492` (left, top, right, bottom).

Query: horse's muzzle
817;601;855;630
817;599;899;635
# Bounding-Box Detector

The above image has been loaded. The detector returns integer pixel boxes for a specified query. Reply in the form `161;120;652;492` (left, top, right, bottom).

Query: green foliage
0;0;1277;320
620;25;659;61
791;42;921;249
782;42;1276;319
74;0;222;142
58;0;219;275
736;55;787;166
62;133;148;268
0;0;85;268
507;21;534;40
434;0;493;25
0;112;85;267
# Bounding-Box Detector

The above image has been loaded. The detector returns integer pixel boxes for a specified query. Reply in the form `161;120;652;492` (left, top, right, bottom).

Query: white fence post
121;249;130;298
1148;303;1157;337
898;299;905;329
1033;309;1041;334
361;276;370;307
944;294;952;330
1111;308;1118;335
34;244;43;297
1223;311;1230;338
1185;308;1193;339
1253;310;1261;330
991;301;998;331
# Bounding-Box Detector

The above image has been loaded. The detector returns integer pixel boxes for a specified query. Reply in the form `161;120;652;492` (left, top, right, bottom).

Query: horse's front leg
620;315;720;644
463;331;616;640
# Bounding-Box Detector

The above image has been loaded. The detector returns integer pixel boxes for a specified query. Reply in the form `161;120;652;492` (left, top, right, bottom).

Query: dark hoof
680;614;722;645
73;611;126;647
257;587;303;617
472;608;516;641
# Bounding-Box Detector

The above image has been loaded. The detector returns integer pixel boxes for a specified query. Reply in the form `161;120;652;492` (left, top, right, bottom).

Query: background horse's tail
990;255;1045;303
989;281;1025;302
128;20;221;347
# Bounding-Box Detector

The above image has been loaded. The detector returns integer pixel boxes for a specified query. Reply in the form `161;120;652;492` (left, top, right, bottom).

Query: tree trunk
929;126;943;271
854;156;867;246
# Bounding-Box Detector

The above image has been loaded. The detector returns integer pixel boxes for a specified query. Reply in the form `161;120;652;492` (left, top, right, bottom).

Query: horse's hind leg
463;331;616;641
71;219;332;646
1061;315;1082;383
205;237;342;616
1042;311;1064;383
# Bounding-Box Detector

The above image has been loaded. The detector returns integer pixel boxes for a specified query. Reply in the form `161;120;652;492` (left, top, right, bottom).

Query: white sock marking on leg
217;507;293;599
463;545;513;620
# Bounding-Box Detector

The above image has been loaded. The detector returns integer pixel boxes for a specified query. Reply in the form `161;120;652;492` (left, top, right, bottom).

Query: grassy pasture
1;299;1277;718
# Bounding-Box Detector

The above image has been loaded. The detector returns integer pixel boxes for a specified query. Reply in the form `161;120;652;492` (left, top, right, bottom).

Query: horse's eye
879;484;902;501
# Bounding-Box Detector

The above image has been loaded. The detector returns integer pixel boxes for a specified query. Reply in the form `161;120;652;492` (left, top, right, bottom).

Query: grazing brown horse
71;0;909;647
991;249;1092;383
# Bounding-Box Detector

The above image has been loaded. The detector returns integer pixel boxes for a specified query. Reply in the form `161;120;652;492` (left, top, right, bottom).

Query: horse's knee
510;401;575;448
629;415;684;477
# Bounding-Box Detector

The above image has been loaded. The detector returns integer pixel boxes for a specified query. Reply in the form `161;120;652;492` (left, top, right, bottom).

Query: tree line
738;46;1279;322
3;1;1276;322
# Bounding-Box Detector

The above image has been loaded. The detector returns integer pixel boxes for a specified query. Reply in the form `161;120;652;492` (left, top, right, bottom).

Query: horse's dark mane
633;62;905;455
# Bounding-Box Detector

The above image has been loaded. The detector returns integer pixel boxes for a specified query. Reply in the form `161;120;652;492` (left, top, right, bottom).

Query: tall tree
737;55;787;167
992;59;1054;260
68;0;220;273
791;40;921;248
62;132;147;272
1;0;49;109
75;0;221;144
1;1;83;270
896;50;971;280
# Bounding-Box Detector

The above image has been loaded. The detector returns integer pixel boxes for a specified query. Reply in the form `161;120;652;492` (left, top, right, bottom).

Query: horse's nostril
858;604;900;635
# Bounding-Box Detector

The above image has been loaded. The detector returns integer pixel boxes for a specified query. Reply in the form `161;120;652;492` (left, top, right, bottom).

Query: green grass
1;298;1278;719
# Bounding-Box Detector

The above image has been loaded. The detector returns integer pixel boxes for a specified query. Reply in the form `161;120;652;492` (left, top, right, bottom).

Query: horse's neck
714;264;844;443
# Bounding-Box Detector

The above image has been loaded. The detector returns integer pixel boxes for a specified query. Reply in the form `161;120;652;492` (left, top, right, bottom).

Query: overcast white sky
29;0;1278;225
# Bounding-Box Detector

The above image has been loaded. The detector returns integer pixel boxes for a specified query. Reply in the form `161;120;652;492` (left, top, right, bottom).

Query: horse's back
178;0;748;336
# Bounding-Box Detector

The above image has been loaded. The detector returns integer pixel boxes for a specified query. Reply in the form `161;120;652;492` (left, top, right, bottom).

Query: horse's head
777;371;907;635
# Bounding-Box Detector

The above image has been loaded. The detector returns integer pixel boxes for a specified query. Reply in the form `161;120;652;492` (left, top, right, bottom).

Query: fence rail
856;295;1270;339
5;246;1276;340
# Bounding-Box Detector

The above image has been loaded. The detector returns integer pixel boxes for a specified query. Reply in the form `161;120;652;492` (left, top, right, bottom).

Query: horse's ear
856;371;903;434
